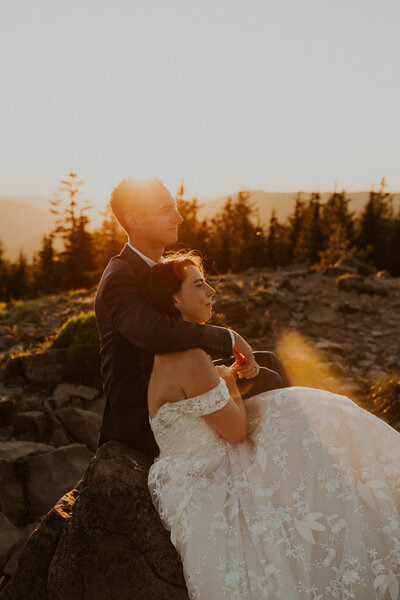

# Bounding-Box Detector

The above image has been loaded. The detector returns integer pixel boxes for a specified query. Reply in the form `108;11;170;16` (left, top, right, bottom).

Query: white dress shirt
127;242;235;350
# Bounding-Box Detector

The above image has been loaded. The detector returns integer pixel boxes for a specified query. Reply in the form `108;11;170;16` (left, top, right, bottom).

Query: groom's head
109;176;183;248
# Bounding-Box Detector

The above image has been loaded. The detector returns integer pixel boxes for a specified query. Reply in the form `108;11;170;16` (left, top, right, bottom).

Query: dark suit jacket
94;244;233;460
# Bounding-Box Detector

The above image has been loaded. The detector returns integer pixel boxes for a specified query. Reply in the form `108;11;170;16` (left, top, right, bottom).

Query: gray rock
54;407;101;452
3;542;24;576
0;461;26;525
0;398;16;423
25;444;92;517
21;350;67;389
52;384;99;409
308;307;337;325
0;441;53;462
2;523;39;576
359;359;374;369
71;385;99;402
334;256;376;276
0;337;18;353
52;383;76;409
0;490;78;600
3;344;24;358
0;428;13;442
0;442;188;600
336;274;389;296
371;330;384;337
84;395;106;416
48;426;71;448
11;411;49;440
0;513;24;573
314;340;351;355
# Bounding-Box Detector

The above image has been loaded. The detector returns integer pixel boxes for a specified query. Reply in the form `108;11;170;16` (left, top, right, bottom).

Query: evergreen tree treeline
0;175;399;302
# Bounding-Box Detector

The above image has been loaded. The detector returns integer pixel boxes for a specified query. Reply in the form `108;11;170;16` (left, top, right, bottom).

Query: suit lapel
118;243;150;276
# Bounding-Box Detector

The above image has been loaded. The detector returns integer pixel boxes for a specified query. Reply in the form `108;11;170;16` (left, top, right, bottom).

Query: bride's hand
215;365;239;393
231;332;260;379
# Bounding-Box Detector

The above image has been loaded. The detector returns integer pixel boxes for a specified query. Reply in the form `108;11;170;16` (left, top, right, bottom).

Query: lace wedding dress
148;379;400;599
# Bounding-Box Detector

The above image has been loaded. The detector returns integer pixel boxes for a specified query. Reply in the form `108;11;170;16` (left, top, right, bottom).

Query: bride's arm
178;348;248;443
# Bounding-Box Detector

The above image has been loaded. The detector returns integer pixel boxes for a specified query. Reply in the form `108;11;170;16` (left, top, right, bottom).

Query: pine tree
92;204;126;272
293;193;324;265
319;190;355;266
7;250;30;300
49;172;95;289
265;209;279;269
388;206;400;275
0;241;9;301
209;197;234;272
356;178;393;271
33;234;58;295
288;193;305;263
175;180;207;253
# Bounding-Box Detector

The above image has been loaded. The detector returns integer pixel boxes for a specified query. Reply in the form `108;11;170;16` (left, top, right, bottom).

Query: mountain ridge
1;190;400;260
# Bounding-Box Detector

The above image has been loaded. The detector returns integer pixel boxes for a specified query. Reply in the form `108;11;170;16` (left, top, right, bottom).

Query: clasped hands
217;332;260;382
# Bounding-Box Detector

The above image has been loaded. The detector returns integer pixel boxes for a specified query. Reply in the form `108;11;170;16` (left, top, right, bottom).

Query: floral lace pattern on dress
148;383;400;600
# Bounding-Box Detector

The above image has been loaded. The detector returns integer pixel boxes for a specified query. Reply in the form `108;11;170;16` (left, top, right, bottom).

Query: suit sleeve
99;266;233;358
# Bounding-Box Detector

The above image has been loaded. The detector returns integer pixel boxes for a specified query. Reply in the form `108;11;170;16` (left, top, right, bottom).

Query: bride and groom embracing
95;177;400;599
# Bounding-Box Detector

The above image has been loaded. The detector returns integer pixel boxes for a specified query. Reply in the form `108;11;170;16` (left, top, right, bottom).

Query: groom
95;176;291;460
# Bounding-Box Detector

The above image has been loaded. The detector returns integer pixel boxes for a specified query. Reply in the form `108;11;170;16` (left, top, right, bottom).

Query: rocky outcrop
0;261;399;592
334;255;377;276
21;350;67;390
336;273;389;296
0;441;188;600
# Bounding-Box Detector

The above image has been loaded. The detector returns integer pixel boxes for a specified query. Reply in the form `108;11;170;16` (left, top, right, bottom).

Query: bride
139;253;400;600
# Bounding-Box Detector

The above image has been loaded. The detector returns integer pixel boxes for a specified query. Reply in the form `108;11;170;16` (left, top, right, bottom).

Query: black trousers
213;351;292;400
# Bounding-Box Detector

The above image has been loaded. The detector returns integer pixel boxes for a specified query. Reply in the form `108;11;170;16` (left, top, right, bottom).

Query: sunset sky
1;0;399;208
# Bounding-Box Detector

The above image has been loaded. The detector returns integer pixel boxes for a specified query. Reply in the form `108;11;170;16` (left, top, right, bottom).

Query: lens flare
276;330;361;404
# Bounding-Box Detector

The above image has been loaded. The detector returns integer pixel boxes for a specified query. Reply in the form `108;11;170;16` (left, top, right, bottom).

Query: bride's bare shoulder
157;348;219;391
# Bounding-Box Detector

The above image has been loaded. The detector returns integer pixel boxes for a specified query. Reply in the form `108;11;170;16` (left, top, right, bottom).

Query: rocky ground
0;256;399;597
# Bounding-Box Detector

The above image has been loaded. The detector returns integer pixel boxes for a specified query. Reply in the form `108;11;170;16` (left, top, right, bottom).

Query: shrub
50;311;101;388
368;371;400;426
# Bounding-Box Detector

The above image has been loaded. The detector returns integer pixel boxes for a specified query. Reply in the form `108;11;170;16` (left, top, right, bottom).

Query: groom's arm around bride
94;176;290;460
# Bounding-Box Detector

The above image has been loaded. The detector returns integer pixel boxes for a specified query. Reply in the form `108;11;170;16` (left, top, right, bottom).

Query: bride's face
173;265;215;324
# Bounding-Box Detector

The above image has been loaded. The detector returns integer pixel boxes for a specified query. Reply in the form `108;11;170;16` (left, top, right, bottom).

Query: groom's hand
231;332;260;379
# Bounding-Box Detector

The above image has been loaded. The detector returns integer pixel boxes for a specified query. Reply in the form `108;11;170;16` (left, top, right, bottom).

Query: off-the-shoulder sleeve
181;378;231;417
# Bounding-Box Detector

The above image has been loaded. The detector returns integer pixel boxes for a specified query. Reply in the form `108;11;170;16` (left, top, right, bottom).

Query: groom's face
129;186;183;247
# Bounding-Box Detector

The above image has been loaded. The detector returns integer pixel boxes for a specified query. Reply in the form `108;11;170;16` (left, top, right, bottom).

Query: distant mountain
0;197;103;261
197;190;400;224
0;199;58;261
1;190;400;261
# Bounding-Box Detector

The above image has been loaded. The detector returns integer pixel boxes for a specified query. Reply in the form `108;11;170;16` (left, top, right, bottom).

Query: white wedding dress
148;379;400;599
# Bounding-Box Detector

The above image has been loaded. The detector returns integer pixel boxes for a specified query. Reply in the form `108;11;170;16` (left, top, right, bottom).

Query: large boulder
336;273;389;296
0;441;188;600
11;411;49;442
0;461;26;525
25;444;92;517
54;407;101;452
0;514;24;573
334;255;377;276
0;490;79;600
21;350;67;389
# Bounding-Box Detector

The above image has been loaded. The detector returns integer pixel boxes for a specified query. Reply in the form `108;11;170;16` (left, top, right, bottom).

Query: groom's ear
124;211;142;232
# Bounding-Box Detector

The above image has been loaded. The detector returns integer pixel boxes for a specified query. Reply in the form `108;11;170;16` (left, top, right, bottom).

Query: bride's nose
206;284;215;297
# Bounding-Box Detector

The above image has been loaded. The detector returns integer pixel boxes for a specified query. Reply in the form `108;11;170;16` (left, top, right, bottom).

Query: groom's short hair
109;176;166;233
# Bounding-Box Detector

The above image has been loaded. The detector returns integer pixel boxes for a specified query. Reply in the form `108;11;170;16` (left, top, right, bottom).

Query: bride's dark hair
139;250;205;319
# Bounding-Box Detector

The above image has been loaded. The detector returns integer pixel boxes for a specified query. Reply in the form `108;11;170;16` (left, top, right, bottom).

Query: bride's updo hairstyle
139;251;204;319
